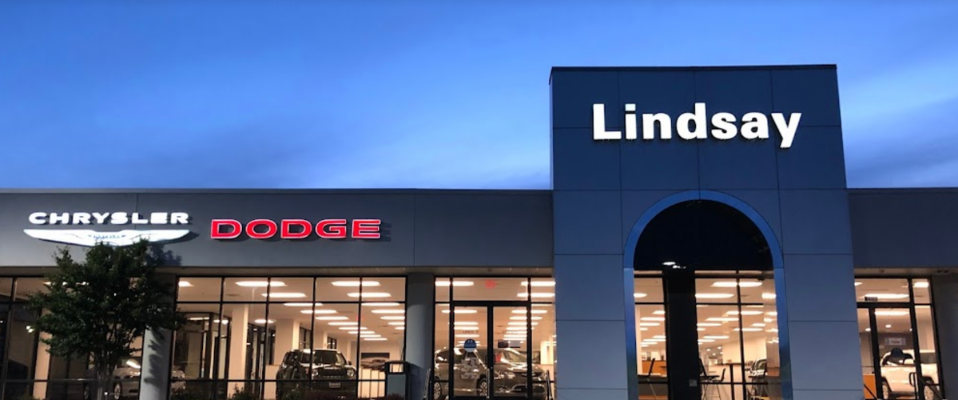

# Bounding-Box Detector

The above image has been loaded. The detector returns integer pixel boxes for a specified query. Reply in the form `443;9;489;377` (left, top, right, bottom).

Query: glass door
858;306;941;400
445;303;535;400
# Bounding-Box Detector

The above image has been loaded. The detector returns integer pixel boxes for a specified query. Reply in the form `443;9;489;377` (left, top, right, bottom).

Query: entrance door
859;306;941;400
441;302;537;400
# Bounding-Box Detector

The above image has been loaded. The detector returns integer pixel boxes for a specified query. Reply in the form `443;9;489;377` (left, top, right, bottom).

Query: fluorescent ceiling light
698;339;716;343
522;281;556;287
640;328;649;331
315;316;348;321
381;316;405;320
726;311;763;316
864;293;908;300
697;328;705;331
753;323;766;327
340;327;368;331
284;303;323;307
653;335;665;339
253;319;274;324
653;311;666;315
518;292;555;298
874;310;909;316
711;281;762;288
436;280;474;287
348;292;391;298
914;281;930;288
767;328;779;333
762;293;776;299
363;302;401;307
300;309;337;314
704;335;729;340
696;293;735;299
886;324;892;328
442;309;477;314
698;323;722;327
734;328;763;332
454;321;478;326
640;317;665;321
764;318;773;323
333;281;379;287
236;281;285;287
634;293;648;298
510;316;542;321
767;312;778;316
455;334;479;338
707;317;739;322
395;327;405;330
511;310;547;314
532;304;551;307
855;282;863;286
328;322;359;326
364;338;387;341
507;322;538;326
261;292;306;299
371;309;405;314
388;322;405;326
178;281;192;287
639;322;660;327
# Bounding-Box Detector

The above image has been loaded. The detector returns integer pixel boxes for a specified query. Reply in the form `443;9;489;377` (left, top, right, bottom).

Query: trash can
384;360;411;399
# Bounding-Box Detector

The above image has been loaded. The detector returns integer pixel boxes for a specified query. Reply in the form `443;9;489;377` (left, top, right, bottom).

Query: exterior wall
850;189;958;269
0;190;553;268
550;65;861;400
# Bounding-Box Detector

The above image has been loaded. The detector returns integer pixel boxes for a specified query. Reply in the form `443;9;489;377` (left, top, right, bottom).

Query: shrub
229;386;259;400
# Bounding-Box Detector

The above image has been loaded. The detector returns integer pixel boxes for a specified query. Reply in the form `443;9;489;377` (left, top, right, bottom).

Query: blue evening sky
1;1;956;189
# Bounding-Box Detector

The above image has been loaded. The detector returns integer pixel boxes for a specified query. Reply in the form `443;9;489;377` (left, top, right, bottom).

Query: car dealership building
1;64;957;400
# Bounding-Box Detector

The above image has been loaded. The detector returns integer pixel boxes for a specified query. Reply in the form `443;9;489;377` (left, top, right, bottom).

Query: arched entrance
625;192;783;400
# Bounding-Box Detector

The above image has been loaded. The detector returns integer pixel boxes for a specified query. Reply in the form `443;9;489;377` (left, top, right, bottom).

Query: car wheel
113;383;123;400
477;378;488;397
924;380;939;400
433;381;444;400
881;380;895;400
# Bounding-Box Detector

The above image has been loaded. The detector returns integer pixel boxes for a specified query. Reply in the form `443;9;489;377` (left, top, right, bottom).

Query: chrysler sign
592;103;802;149
24;212;191;247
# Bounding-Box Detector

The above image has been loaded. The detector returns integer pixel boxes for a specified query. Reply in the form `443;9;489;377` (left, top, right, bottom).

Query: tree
26;239;183;400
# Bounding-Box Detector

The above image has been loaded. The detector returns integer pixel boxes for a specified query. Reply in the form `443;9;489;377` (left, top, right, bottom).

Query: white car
880;349;941;400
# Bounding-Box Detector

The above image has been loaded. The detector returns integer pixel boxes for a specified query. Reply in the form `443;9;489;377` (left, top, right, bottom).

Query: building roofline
549;64;838;84
0;188;552;195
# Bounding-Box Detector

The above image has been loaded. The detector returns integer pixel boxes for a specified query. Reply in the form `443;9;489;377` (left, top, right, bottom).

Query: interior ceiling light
697;328;705;331
698;323;722;327
734;328;763;332
914;281;930;288
363;302;401;307
178;281;192;287
388;322;405;326
340;327;368;331
261;292;306;299
300;309;337;314
704;335;729;340
284;303;323;307
522;281;556;287
253;319;274;324
455;334;479;338
886;324;892;328
348;292;390;298
639;322;660;327
508;321;539;326
442;309;477;314
640;317;666;321
454;321;478;326
726;311;763;316
328;322;359;326
653;311;666;315
510;316;542;321
854;282;863;286
364;338;388;341
762;293;777;299
381;316;405;320
634;293;648;298
874;310;909;316
696;293;735;299
864;293;908;300
698;339;716;343
315;316;348;321
236;281;285;287
511;310;548;314
395;327;405;330
640;328;649;331
333;281;380;287
767;312;778;316
371;309;405;314
707;317;739;322
711;281;762;288
753;323;767;327
436;280;474;287
517;292;555;298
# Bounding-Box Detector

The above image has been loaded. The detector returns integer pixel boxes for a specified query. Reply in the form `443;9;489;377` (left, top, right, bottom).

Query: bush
170;386;211;400
229;386;259;400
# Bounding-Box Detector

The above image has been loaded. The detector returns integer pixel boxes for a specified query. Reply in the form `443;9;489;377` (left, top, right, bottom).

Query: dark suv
276;349;357;399
433;347;547;400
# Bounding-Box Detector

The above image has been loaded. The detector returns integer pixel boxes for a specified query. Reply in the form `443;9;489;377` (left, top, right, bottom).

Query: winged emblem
23;229;190;247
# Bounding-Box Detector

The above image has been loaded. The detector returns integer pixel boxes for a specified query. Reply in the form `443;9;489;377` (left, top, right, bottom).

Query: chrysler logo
23;229;191;247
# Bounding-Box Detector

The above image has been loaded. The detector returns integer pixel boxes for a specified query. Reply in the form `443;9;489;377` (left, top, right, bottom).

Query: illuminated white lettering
93;212;110;224
131;213;149;224
72;213;92;225
170;212;189;225
592;104;622;140
28;212;47;225
150;212;168;224
49;213;69;225
772;112;802;149
110;212;129;225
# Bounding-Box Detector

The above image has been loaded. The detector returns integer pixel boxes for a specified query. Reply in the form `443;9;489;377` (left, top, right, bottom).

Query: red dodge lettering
210;219;382;240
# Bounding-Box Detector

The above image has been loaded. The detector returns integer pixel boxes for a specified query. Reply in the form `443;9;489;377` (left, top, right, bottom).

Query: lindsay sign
211;218;382;240
24;212;191;247
593;103;802;149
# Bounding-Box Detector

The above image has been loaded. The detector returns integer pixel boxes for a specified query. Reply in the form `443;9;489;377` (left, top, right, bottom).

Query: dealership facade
1;65;957;400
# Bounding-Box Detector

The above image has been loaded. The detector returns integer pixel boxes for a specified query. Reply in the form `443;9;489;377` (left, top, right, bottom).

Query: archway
625;192;784;400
